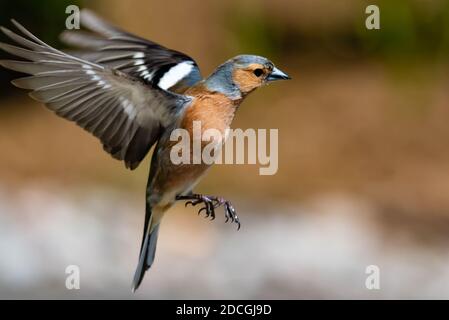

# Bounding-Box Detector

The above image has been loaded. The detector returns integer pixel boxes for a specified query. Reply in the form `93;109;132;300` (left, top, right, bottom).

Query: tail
131;203;160;292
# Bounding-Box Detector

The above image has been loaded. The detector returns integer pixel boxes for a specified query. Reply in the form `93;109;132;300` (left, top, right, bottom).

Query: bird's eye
253;68;264;77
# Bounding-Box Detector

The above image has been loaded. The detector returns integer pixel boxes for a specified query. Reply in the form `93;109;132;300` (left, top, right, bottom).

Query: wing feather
0;20;192;169
60;9;202;92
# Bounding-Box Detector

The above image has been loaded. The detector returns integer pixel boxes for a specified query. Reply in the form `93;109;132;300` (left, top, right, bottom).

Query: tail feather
132;205;160;292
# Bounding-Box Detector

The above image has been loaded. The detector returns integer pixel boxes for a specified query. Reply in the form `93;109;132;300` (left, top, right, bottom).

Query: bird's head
205;55;290;100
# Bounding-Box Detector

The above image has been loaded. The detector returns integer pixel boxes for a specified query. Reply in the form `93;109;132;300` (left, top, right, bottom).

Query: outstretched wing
60;9;202;93
0;20;192;170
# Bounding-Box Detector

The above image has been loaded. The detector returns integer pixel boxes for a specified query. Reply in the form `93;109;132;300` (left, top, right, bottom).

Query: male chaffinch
0;9;290;291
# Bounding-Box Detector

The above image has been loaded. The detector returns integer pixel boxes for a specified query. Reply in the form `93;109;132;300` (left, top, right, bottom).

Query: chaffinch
0;9;290;291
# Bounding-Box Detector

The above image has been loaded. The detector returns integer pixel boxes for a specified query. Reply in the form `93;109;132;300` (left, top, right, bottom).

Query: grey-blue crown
231;55;274;68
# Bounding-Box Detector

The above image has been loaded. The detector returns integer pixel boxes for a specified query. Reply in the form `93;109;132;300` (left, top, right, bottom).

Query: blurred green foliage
1;0;448;98
227;1;449;62
225;7;282;59
357;0;449;61
0;0;83;44
0;0;83;96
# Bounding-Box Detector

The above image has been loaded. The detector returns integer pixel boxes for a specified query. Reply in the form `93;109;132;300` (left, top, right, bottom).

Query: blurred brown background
1;0;449;299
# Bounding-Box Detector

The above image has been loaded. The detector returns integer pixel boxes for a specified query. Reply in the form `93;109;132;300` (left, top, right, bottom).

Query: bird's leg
176;194;241;230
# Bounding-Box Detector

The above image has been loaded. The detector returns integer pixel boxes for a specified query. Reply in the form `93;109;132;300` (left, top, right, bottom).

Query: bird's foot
180;194;216;220
176;194;240;230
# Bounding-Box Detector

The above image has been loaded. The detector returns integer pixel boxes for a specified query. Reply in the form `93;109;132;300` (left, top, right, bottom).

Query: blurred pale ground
1;0;449;298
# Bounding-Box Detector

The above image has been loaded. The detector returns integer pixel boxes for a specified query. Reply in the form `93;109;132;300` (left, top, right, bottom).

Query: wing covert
60;9;202;93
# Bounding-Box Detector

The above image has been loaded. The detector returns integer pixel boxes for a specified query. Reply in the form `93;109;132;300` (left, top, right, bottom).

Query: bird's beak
267;67;291;82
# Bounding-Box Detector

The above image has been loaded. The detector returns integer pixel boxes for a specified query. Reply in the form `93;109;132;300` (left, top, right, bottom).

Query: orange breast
182;85;239;139
151;86;241;202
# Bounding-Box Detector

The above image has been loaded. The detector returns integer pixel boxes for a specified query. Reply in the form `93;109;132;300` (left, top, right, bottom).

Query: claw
205;202;214;220
223;202;240;229
198;206;207;216
179;194;240;229
234;215;241;230
225;204;235;223
208;202;216;220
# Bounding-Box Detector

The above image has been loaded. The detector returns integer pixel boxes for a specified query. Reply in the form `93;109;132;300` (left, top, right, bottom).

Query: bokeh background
1;0;449;299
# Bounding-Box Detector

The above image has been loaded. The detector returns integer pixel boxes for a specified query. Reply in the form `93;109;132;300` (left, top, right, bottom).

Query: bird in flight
0;9;290;291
